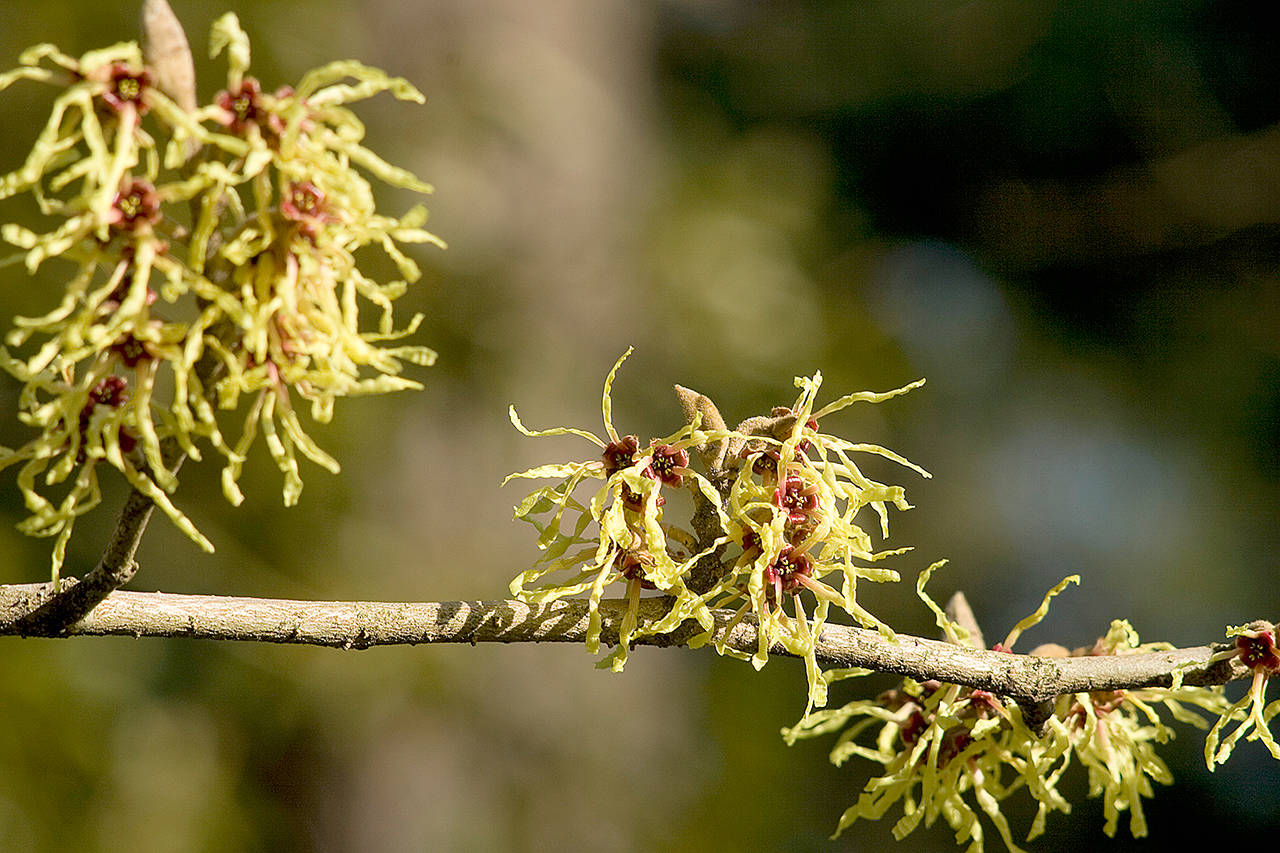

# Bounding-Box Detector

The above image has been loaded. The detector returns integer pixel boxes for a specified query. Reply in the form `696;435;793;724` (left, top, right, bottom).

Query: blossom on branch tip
1204;620;1280;768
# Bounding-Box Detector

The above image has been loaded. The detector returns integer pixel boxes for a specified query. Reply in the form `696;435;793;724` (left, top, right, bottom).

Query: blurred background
3;0;1279;850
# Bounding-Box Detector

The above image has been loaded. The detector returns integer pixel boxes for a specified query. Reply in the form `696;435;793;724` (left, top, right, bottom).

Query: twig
5;489;158;635
0;584;1250;704
944;591;985;650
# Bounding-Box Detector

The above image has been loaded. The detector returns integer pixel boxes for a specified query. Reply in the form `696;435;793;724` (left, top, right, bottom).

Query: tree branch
0;582;1250;705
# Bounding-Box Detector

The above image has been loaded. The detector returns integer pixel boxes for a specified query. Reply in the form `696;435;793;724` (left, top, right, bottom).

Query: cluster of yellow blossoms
784;567;1236;851
0;14;441;581
506;349;927;708
508;354;1280;851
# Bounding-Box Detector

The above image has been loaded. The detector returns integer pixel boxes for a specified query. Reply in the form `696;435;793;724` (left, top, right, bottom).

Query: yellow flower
699;372;928;709
1;14;441;581
785;568;1228;851
506;353;929;700
505;349;725;671
1203;620;1280;767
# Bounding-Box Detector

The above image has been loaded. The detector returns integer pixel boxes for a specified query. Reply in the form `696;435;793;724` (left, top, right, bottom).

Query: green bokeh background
3;1;1279;850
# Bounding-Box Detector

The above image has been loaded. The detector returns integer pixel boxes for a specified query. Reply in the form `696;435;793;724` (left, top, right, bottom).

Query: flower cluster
0;14;441;581
505;349;729;671
783;566;1230;852
505;349;928;699
1204;620;1280;767
1037;619;1228;840
699;370;928;708
509;356;1278;850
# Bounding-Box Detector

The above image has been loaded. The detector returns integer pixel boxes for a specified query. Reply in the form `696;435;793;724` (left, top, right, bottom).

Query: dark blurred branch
973;121;1280;269
0;582;1250;706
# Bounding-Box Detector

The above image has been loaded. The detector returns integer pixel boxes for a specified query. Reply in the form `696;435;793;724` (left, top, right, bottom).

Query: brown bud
141;0;197;113
674;384;730;472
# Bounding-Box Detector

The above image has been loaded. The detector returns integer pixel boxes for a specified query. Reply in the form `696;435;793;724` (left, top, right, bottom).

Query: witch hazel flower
505;348;731;671
783;564;1230;852
101;63;152;115
211;75;292;144
507;356;932;704
647;441;690;487
772;471;819;525
805;678;1036;853
701;372;929;710
971;573;1224;844
107;178;163;231
1034;618;1228;840
783;661;1035;850
1;13;441;582
1203;620;1280;767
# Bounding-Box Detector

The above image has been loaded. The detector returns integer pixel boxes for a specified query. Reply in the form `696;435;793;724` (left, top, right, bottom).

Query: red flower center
110;180;162;231
772;474;818;524
282;181;326;221
111;336;151;367
764;545;812;595
1237;631;1280;673
102;64;151;114
88;375;129;408
648;443;689;486
602;435;641;475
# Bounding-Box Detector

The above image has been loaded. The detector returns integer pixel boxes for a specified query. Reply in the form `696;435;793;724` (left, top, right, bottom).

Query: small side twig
7;471;169;635
944;591;986;650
